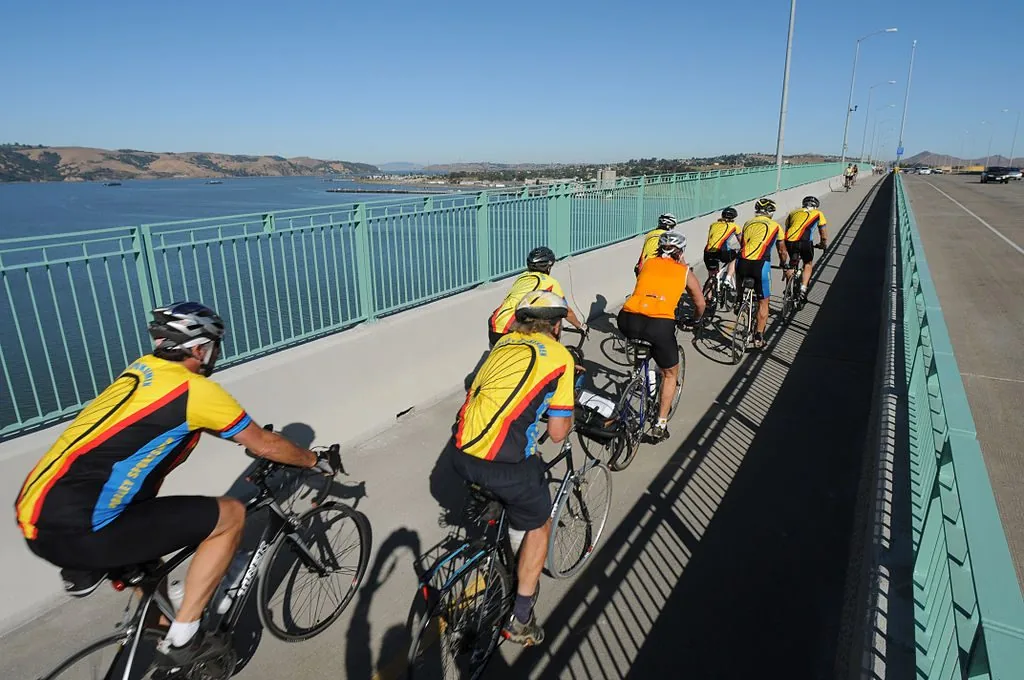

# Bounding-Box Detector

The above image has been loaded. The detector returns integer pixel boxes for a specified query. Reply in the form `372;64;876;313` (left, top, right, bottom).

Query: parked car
1008;167;1023;181
932;167;944;174
918;167;932;175
980;166;1014;183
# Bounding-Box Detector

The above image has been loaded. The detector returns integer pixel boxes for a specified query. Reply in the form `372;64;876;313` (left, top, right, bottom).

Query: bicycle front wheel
258;501;371;641
408;556;512;680
547;462;612;579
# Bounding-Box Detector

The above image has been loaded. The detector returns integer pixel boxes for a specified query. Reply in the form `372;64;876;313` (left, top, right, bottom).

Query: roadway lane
903;174;1024;587
1;177;886;680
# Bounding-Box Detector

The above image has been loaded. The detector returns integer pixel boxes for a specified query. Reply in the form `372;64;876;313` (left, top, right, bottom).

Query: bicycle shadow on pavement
486;180;893;679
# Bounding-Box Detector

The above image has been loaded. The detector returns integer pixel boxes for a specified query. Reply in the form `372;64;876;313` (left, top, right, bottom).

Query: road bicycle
696;263;735;342
407;425;611;680
37;432;371;680
780;244;824;319
731;277;757;364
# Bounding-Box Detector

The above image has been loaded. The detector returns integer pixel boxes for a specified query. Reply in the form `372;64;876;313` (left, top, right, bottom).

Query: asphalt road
1;176;888;680
903;174;1024;587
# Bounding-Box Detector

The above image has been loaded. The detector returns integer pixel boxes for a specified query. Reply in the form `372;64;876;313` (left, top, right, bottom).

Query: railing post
262;213;276;233
476;192;491;282
546;184;560;257
635;175;646;235
352;203;376;321
137;224;161;308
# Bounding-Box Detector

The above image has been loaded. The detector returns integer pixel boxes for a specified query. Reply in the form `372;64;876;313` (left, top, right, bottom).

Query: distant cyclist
852;163;859;186
489;246;585;347
13;302;338;669
703;206;741;294
736;198;788;349
449;291;577;646
634;213;678;275
618;231;705;442
783;196;829;303
843;164;855;189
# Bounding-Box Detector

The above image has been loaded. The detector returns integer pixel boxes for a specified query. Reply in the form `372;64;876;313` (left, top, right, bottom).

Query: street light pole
774;0;796;196
896;39;917;169
841;27;898;164
860;80;896;160
1004;109;1022;167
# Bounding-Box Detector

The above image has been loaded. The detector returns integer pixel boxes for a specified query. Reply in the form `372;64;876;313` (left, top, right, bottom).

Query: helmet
754;198;777;215
657;213;678;228
514;290;568;322
721;207;738;221
526;246;556;272
148;301;225;375
658;230;686;253
802;196;820;208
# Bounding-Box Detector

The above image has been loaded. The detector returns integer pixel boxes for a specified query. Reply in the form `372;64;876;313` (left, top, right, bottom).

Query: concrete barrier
0;175;842;634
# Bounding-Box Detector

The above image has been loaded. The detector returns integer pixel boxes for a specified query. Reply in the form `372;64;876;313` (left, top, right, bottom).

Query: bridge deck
1;178;891;679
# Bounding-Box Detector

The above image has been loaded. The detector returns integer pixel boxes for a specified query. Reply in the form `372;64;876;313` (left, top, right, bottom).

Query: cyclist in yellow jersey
784;196;829;302
449;291;576;647
703;206;741;291
634;213;678;275
736;198;789;349
619;231;705;442
489;246;585;347
14;302;338;669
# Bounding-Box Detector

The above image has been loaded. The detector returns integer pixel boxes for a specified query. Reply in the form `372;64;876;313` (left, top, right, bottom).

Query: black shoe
648;424;670;442
155;631;230;670
61;568;106;598
752;333;765;350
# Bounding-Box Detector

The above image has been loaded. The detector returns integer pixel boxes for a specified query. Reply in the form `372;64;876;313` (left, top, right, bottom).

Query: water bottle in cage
215;549;253;615
647;364;657;397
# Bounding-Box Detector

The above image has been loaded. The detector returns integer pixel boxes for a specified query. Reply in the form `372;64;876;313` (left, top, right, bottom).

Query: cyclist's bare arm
566;307;585;330
819;225;830;246
777;240;790;262
546;415;572;443
685;268;707;317
233;421;317;468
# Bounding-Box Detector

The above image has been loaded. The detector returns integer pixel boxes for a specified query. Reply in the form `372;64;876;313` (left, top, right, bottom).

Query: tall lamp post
774;0;796;196
895;39;917;168
869;105;896;162
841;27;898;164
980;120;995;168
860;80;896;160
1003;108;1022;167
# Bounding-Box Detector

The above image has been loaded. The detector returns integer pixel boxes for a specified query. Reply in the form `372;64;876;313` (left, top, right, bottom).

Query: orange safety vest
622;257;688;320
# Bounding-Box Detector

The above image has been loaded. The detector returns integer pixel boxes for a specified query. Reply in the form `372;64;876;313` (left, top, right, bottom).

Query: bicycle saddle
464;483;503;524
742;277;756;289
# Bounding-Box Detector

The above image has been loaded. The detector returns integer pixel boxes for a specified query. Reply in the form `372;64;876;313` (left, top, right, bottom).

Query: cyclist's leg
800;241;814;291
755;261;771;340
642;317;678;438
175;498;245;625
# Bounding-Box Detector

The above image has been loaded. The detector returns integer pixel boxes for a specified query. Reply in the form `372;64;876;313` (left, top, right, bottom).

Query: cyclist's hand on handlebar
311;444;341;476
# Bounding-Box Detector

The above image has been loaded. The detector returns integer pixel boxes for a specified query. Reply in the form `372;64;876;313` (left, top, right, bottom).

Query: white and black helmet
148;302;225;374
802;196;820;208
658;230;686;253
658;213;678;228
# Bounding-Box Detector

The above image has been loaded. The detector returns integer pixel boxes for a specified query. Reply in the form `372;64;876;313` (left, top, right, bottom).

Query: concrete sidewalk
0;178;887;680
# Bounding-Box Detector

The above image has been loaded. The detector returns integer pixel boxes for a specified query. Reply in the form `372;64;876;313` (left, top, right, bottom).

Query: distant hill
903;150;1021;166
378;162;425;171
0;144;379;182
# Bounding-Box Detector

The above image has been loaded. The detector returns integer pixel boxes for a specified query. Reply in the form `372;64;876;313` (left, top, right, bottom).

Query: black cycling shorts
616;310;679;370
703;249;737;271
785;240;814;267
735;259;772;300
449;443;550;531
27;495;220;571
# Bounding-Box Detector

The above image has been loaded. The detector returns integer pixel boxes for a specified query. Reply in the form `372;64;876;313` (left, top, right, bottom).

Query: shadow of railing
484;181;893;679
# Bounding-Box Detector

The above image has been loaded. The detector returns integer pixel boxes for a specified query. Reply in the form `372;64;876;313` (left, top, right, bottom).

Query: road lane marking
925;181;1024;256
961;372;1024;385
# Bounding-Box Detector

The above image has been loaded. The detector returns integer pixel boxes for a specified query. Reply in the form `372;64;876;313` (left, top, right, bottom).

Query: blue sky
1;0;1020;164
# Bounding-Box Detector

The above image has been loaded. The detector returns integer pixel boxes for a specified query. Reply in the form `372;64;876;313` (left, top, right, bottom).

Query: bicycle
37;432;371;680
601;336;683;472
780;243;824;318
730;276;757;364
407;426;612;679
843;175;853;192
696;264;734;341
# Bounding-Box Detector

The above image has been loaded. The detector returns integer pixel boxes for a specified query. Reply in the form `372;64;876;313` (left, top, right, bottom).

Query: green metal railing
1;162;849;438
895;173;1024;677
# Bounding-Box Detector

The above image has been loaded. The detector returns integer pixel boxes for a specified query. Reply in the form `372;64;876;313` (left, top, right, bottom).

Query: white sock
509;528;526;553
800;284;808;292
166;619;200;647
657;418;668;428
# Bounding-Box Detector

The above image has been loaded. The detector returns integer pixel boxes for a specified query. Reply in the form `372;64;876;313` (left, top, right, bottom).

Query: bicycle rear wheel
781;276;795;318
607;376;645;472
408;555;512;680
547;462;612;579
731;300;751;364
258;501;371;641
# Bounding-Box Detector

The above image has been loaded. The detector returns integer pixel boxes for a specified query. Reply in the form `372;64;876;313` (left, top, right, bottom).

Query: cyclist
852;163;859;186
14;301;338;669
736;198;788;350
618;231;705;442
489;246;585;347
634;212;678;275
783;196;829;303
448;291;577;646
843;164;855;189
703;206;741;296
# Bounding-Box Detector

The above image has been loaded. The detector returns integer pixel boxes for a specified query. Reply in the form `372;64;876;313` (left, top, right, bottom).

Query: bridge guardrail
894;173;1024;678
0;162;857;438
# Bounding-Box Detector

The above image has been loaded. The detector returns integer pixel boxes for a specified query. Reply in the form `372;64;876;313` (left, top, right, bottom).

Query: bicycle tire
38;629;176;680
731;300;751;364
781;276;795;318
408;556;512;680
258;501;371;642
607;375;645;472
668;342;684;420
546;462;612;579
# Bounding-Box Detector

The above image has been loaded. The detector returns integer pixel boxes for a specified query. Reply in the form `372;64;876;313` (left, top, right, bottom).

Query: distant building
597;168;616;189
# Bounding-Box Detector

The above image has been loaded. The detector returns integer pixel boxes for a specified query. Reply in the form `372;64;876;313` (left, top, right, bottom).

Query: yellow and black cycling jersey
785;208;827;242
739;216;782;261
15;354;251;539
453;332;575;463
635;227;668;272
705;220;740;251
489;272;566;335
